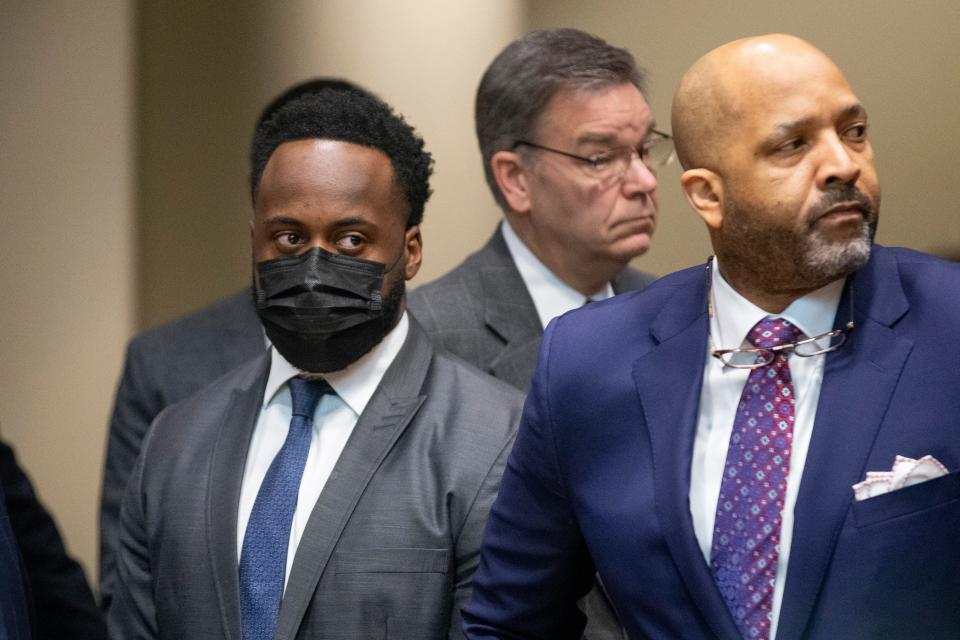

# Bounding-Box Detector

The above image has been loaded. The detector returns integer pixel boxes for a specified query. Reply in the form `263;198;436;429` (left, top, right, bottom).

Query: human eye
774;137;807;156
334;232;366;253
842;122;868;143
274;230;305;252
590;148;636;178
588;151;614;171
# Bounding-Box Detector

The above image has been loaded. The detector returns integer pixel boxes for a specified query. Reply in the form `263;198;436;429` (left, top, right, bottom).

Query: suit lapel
272;322;434;640
206;354;271;640
777;249;912;639
632;272;743;640
480;228;654;388
478;230;543;386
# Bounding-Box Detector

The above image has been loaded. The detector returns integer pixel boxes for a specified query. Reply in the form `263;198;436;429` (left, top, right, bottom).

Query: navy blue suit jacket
464;246;960;639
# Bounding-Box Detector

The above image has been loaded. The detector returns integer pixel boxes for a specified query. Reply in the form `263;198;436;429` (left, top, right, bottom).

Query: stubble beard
720;184;879;293
799;215;875;281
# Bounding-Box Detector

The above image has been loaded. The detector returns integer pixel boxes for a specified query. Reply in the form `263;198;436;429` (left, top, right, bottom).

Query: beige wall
0;0;135;585
528;0;960;274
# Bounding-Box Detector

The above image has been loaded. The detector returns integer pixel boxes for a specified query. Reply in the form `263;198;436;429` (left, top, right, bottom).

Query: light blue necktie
239;377;331;640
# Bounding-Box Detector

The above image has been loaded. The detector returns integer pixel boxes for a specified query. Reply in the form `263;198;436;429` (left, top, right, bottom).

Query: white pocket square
852;455;948;502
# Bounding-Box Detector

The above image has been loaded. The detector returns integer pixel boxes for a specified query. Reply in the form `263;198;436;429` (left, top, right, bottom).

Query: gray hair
475;28;646;210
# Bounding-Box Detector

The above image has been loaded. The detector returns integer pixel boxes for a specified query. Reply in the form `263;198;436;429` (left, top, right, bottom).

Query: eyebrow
838;103;867;120
261;215;305;227
576;122;659;148
576;132;619;147
260;215;371;229
329;216;370;230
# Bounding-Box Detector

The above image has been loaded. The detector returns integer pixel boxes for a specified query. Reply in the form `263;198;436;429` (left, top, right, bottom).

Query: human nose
305;238;329;253
621;150;658;195
818;133;861;189
298;236;339;257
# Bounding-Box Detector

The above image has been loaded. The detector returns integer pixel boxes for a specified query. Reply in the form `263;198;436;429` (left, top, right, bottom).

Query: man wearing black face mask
98;79;363;611
108;87;524;640
254;245;407;373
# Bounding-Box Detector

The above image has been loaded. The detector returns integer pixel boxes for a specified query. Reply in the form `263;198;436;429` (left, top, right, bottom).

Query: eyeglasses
706;257;855;369
512;130;676;182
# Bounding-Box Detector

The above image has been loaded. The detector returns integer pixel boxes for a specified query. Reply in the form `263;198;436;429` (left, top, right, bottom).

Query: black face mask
253;246;405;373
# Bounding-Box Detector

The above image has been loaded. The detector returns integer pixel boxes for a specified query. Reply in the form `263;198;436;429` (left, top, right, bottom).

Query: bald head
672;33;880;311
672;34;845;171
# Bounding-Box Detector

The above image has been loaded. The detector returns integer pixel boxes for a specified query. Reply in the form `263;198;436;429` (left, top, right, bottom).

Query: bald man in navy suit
465;34;960;640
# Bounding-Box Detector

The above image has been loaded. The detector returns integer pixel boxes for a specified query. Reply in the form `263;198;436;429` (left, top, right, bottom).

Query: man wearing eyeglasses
464;34;960;639
408;28;670;640
408;28;671;393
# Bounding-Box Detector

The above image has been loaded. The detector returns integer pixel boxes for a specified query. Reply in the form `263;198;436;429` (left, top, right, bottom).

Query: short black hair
255;77;364;133
250;88;433;227
476;29;646;210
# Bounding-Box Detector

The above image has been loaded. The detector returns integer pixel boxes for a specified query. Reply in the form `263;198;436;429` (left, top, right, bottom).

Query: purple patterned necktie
711;317;803;640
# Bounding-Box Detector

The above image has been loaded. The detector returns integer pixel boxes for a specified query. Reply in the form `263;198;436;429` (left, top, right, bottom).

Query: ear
491;150;532;214
680;169;724;230
402;224;422;280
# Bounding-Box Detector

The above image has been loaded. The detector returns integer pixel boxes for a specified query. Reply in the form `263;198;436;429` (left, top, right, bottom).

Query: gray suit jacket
99;291;264;609
408;228;656;391
408;228;655;640
107;318;523;640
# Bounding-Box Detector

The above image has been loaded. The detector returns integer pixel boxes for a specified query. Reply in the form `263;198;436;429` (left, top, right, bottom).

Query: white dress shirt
500;220;613;329
690;261;844;639
237;312;410;587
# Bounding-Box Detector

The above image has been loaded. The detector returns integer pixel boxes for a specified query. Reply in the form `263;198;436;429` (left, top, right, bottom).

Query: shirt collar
710;257;845;349
263;312;410;417
500;219;613;329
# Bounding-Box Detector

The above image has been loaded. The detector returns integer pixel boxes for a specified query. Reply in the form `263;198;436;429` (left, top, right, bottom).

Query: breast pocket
326;548;453;637
820;469;960;635
333;548;450;574
852;469;960;528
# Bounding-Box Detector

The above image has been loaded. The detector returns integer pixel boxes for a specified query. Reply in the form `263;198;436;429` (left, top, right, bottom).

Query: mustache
806;184;876;225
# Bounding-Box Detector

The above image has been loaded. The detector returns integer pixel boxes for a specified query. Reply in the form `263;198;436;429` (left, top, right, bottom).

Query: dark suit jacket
1;440;106;639
108;319;523;639
0;480;31;640
464;246;960;639
408;227;655;391
99;291;264;609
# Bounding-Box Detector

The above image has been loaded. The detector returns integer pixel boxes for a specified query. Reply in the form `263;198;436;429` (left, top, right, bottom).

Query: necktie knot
747;317;804;350
287;377;332;418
